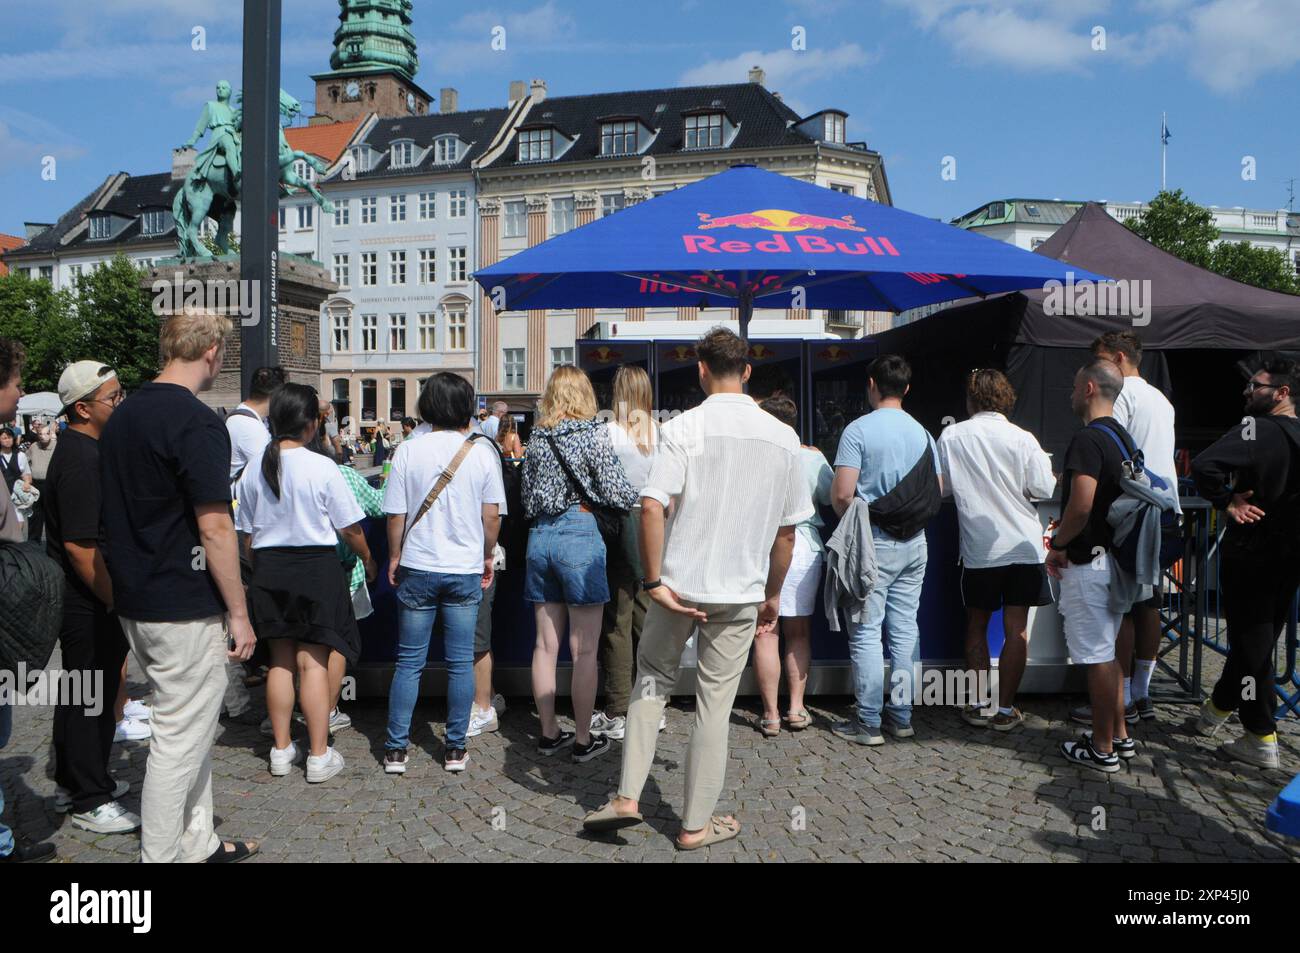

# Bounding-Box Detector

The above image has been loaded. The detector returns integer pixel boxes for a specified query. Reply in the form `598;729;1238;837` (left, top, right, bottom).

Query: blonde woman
592;366;661;739
522;365;638;762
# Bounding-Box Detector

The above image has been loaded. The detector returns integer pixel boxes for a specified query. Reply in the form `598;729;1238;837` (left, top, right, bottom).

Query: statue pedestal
143;255;337;411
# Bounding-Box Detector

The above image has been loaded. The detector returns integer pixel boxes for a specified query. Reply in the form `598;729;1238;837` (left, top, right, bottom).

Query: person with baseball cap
44;361;140;834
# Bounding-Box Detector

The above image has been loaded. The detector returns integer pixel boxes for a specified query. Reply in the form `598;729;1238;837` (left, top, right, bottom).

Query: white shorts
779;536;824;618
1057;559;1121;665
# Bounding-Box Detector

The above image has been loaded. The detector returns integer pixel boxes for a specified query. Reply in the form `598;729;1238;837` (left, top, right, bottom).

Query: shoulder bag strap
400;435;479;548
542;432;596;510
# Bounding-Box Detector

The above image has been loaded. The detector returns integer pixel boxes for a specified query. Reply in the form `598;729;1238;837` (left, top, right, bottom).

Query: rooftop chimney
172;146;196;182
440;87;458;113
529;78;547;102
748;65;765;85
509;80;527;105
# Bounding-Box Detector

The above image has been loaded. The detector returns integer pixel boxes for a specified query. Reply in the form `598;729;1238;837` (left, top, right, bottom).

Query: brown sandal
676;815;741;850
783;709;812;730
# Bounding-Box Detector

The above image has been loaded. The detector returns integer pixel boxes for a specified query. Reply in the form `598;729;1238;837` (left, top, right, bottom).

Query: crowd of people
0;317;1297;862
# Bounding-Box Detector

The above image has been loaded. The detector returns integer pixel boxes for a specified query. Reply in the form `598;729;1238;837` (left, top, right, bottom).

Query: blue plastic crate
1266;773;1300;839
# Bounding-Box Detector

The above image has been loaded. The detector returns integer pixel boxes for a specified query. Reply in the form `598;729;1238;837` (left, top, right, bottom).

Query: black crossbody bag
542;432;628;549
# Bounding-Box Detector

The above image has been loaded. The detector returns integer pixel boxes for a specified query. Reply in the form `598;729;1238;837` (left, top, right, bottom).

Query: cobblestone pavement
4;659;1298;864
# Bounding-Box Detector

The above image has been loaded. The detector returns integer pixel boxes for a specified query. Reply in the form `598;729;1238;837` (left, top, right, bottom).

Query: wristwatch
1049;536;1069;552
641;578;663;591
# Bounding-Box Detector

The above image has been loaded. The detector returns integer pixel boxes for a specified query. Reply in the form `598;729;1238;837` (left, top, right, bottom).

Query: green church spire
329;0;419;80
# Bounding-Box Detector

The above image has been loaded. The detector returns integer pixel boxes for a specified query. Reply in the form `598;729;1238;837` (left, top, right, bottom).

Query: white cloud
678;44;875;90
1184;0;1300;92
934;8;1096;71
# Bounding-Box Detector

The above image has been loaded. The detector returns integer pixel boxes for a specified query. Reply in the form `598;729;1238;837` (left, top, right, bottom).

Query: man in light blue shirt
830;354;941;746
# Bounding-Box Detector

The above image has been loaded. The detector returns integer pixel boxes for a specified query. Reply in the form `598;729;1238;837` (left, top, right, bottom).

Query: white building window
89;216;113;239
417;312;436;350
332;254;350;287
278;208;287;230
361;252;377;286
448;247;467;282
447;308;467;350
503;348;525;388
418;248;436;284
550;346;574;373
334;200;350;226
602;193;625;217
435;137;460;164
360;314;378;352
390;141;414;168
449;189;467;217
39;265;53;283
293;159;315;183
684;113;722;149
601;121;638;155
518;128;552;162
418;191;436;220
331;312;351;352
389;313;406;351
297;205;313;229
389;250;406;285
830;183;854;195
348;146;372;173
390;194;407;223
361;196;377;224
551;196;575;235
503;200;526;239
141;210;171;235
823;113;845;143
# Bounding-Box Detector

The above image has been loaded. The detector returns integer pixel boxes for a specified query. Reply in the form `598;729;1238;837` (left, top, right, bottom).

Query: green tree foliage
74;255;160;391
1207;241;1300;294
1125;189;1221;268
0;270;81;392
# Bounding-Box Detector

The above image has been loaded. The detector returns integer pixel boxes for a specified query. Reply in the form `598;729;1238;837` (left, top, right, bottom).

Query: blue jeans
524;507;609;605
848;532;927;729
386;569;482;751
0;702;12;857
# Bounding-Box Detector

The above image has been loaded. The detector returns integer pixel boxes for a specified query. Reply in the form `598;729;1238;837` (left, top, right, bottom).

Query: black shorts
474;573;498;654
960;562;1051;611
1127;592;1162;613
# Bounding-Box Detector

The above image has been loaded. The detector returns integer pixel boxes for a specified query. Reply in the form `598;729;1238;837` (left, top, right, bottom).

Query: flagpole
1161;112;1167;193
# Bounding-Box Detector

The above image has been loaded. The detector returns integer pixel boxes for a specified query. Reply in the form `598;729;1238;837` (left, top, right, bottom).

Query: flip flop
676;815;740;851
783;709;812;730
583;800;643;833
759;717;781;738
205;839;259;864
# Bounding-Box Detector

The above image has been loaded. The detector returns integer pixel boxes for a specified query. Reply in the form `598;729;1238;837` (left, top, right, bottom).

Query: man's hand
1045;547;1068;579
481;557;495;590
648;585;707;622
1227;491;1265;525
227;614;256;662
756;594;780;636
387;557;401;587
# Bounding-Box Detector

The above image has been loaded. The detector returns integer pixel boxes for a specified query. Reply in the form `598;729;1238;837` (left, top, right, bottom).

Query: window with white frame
293;159;315;183
278;208;287;230
418;191;436;220
601;121;638;155
361;252;377;286
550;346;574;373
141;210;171;235
360;314;378;352
830;183;854;195
390;193;406;223
389;313;407;351
446;308;467;350
390;141;414;168
39;265;53;283
448;247;467;282
418;248;436;284
361;195;377;224
823;113;845;143
334;200;350;226
331;312;351;351
685;113;723;149
297;205;313;229
435;137;460;164
89;215;113;240
417;312;436;350
389;250;406;285
503;348;525;388
503;200;526;238
332;254;350;287
551;196;575;234
602;192;625;217
349;146;372;173
518;128;552;162
449;189;466;217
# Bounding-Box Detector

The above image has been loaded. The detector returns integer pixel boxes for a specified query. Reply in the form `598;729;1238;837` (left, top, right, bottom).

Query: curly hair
538;364;597;428
967;368;1017;416
0;337;26;390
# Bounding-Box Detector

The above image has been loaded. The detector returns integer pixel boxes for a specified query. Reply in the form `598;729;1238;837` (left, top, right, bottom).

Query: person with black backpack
1191;359;1300;769
830;354;943;747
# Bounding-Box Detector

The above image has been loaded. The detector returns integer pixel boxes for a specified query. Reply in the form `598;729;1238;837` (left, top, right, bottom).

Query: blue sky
2;0;1298;238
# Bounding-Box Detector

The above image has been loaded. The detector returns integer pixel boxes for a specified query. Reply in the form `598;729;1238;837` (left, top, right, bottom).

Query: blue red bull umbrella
474;164;1109;337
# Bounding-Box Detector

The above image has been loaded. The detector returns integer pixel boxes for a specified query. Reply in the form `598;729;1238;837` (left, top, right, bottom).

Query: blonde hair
611;364;656;455
160;310;232;363
538;364;597;428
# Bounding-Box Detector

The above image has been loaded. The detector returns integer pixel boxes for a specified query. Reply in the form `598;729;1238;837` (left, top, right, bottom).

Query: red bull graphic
748;344;776;360
663;345;698;364
687;208;898;257
905;272;967;285
587;346;624;364
816;345;853;363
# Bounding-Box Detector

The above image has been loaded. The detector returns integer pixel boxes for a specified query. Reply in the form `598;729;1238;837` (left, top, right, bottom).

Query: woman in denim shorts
523;366;638;763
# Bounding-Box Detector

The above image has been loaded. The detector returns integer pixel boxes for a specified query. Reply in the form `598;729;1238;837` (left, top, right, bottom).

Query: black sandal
205;839;259;863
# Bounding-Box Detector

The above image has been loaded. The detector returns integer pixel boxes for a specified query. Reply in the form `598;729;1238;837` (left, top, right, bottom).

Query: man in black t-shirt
45;361;137;835
1191;359;1300;769
1046;360;1134;773
100;311;259;864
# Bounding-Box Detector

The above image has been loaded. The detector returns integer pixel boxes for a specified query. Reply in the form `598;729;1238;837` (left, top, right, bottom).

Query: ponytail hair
261;382;320;500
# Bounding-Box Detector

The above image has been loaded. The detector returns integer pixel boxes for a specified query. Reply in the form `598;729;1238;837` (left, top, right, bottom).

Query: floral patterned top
522;417;639;519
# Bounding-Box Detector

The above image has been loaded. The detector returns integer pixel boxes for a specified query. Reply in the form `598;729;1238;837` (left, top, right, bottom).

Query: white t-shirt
1113;375;1181;513
606;420;658;492
227;403;270;481
480;415;500;441
5;450;30;476
235;447;364;547
383;431;507;574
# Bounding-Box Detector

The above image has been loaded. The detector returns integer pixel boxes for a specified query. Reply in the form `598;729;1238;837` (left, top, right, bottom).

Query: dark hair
750;363;793;400
967;368;1017;416
1091;331;1142;367
696;326;749;379
417;372;476;430
1260;358;1298;397
1078;359;1124;401
0;337;25;390
249;366;287;400
401;416;417;430
759;395;798;430
260;382;320;500
868;354;911;399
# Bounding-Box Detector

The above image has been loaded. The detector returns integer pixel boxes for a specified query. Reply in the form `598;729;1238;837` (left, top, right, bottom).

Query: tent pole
738;289;754;343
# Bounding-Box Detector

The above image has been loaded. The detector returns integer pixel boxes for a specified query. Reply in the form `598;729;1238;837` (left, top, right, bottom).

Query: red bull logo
748;344;777;360
664;345;698;363
686;208;899;257
816;345;852;363
588;346;624;364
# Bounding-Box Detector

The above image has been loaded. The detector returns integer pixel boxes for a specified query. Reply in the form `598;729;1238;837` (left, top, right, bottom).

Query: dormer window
824;113;845;143
390;140;415;168
685;113;723;149
348;145;374;174
293;159;315;183
141;210;172;236
518;128;552;162
601;121;638;156
88;215;113;240
434;136;461;164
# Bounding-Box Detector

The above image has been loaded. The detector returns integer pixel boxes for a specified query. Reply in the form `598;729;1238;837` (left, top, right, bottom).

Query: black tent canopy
869;202;1300;462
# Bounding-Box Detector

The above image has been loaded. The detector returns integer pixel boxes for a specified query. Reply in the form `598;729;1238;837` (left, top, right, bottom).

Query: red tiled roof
0;233;26;276
285;117;365;164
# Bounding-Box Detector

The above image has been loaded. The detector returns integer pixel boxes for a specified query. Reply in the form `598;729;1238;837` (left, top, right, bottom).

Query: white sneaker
269;741;305;777
306;747;345;783
55;779;129;813
71;801;141;835
113;718;151;743
659;713;667;732
123;699;151;722
467;705;499;738
492;693;507;714
295;707;352;732
590;711;626;740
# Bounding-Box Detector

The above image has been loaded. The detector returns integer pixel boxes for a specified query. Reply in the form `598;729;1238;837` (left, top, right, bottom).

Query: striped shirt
642;393;812;604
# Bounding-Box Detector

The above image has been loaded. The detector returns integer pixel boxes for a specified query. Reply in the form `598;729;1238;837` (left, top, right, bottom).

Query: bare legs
754;616;812;723
532;602;604;746
268;641;332;757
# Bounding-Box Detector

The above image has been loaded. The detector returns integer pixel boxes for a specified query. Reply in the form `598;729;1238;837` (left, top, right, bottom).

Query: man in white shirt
1079;332;1177;724
583;327;809;849
937;370;1057;731
226;366;282;482
479;401;507;441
